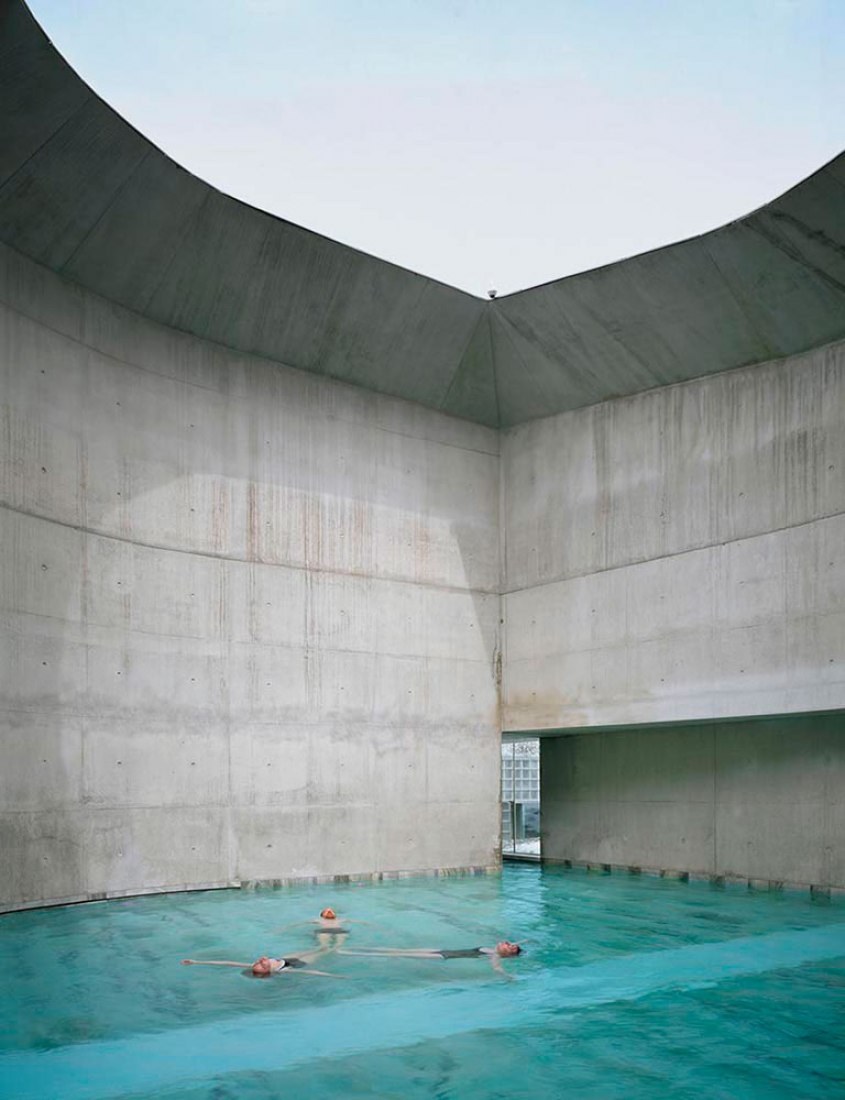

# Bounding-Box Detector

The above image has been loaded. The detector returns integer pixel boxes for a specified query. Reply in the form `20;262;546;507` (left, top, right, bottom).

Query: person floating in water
275;907;367;951
339;941;522;977
181;946;343;979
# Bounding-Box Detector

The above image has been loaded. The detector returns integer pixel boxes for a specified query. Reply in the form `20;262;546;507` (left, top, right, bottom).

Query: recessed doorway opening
501;736;540;860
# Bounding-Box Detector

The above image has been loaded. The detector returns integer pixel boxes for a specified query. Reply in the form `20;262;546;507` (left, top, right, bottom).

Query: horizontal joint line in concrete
0;615;496;663
504;605;845;660
0;500;499;598
0;704;496;730
558;797;842;806
0;801;486;814
502;509;845;597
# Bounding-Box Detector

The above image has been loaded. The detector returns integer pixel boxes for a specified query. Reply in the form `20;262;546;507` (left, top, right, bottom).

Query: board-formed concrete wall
540;714;844;889
3;228;843;910
502;340;845;730
0;242;501;910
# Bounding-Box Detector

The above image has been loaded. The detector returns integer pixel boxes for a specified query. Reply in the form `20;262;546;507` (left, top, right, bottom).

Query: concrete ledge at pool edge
239;864;500;890
0;864;500;914
539;858;843;897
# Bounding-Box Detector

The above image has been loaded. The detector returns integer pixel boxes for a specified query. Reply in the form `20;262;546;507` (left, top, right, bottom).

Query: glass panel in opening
501;737;540;858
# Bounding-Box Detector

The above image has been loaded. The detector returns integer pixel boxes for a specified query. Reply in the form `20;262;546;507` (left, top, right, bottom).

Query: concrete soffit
1;0;845;428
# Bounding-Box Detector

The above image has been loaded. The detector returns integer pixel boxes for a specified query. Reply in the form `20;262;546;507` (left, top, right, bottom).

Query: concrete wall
3;222;843;909
502;341;845;730
540;714;845;889
0;242;501;910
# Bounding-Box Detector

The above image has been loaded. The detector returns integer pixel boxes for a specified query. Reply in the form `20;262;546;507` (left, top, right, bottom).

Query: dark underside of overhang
1;0;844;428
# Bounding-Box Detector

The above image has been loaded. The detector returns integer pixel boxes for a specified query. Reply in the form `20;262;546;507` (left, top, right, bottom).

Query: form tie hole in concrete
191;678;196;682
42;661;47;666
116;402;120;407
41;466;46;473
41;563;47;571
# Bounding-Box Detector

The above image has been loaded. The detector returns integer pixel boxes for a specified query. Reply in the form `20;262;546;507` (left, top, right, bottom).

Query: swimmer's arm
181;959;250;967
489;955;516;981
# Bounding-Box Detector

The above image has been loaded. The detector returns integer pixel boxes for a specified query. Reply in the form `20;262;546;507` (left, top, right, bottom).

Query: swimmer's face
496;941;521;957
320;907;337;920
252;956;274;976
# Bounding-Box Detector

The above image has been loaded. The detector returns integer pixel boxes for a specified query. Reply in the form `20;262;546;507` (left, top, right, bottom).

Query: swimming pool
1;864;842;1098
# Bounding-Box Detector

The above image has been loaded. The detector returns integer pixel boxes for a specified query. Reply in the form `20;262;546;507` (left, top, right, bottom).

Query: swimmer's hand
181;959;195;965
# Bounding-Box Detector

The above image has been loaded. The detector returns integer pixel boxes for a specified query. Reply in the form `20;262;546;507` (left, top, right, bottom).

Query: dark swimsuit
244;957;307;978
436;948;485;959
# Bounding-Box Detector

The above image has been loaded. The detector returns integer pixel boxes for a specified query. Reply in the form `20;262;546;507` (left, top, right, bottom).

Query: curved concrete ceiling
2;0;844;428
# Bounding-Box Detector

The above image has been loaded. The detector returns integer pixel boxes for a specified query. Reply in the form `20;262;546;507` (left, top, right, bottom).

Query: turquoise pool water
1;864;843;1098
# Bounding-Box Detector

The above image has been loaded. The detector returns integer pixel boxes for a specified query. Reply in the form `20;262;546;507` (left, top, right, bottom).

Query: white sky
30;0;845;296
